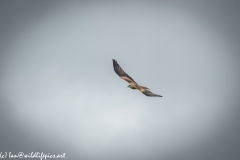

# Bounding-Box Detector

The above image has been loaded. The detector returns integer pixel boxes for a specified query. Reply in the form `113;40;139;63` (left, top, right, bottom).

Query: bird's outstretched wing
141;89;162;97
113;59;137;85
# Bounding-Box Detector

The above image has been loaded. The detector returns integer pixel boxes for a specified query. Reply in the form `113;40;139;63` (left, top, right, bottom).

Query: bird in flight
113;59;162;97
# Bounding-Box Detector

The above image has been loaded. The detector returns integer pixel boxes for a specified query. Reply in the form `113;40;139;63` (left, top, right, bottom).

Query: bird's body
128;84;149;90
112;59;162;97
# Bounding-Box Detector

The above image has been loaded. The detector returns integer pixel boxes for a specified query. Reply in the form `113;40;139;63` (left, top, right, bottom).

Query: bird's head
127;85;136;89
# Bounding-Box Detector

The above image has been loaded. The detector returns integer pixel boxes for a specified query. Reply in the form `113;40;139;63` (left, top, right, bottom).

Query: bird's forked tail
139;85;150;90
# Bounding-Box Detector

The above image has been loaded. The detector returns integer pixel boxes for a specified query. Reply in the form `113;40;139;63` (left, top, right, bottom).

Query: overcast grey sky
0;1;240;160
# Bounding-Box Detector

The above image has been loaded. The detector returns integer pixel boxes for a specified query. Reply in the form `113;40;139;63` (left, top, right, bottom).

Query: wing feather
141;89;162;97
113;59;137;84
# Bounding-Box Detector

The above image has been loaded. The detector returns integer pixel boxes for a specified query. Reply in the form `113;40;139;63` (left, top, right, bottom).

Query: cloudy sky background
0;1;240;160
